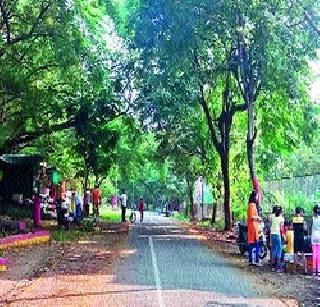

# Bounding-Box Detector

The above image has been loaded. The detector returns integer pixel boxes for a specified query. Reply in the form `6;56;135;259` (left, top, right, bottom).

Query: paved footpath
1;212;298;307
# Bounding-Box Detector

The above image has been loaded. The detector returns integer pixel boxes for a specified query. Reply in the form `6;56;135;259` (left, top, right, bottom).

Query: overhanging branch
9;1;51;44
0;118;76;154
199;84;221;154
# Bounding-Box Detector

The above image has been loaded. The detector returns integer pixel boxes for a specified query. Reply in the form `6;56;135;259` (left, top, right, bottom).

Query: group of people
31;183;102;228
247;190;320;276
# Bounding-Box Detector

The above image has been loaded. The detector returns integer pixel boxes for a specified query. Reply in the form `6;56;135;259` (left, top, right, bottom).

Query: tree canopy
1;0;320;228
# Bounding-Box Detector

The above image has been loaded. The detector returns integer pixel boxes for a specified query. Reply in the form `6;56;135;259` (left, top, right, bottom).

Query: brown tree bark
199;86;234;231
83;165;90;217
186;177;194;220
247;100;256;182
220;153;231;229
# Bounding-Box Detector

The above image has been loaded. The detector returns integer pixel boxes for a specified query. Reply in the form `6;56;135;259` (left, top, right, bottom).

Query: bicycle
129;211;136;223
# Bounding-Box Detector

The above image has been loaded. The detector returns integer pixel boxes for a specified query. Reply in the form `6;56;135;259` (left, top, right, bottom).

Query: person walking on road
120;189;127;222
139;198;145;223
247;191;261;266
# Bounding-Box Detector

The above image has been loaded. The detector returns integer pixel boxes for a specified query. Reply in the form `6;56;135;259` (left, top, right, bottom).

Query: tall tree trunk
211;203;217;225
83;164;89;217
199;80;233;231
220;152;231;230
187;178;194;220
247;101;256;182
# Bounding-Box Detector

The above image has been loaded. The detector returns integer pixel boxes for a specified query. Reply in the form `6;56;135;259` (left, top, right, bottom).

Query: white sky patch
101;16;127;54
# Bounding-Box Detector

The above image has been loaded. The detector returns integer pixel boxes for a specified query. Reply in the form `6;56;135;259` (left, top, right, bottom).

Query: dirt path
1;229;130;306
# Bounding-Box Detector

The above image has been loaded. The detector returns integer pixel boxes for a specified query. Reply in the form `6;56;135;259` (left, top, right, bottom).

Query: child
285;221;294;266
293;207;305;272
311;204;320;276
270;206;284;272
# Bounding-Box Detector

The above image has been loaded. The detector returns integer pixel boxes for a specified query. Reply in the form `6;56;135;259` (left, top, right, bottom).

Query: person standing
311;204;320;276
73;192;82;225
111;195;117;210
139;198;145;223
247;191;261;266
120;189;127;222
92;185;101;222
293;207;306;271
70;192;76;216
270;207;285;272
32;191;41;228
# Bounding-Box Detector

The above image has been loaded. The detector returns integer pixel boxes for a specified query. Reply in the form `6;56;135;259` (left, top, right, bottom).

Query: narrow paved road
113;212;296;306
2;212;298;306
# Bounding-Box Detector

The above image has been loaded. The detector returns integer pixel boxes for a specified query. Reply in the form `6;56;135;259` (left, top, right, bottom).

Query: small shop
0;154;62;217
0;154;42;204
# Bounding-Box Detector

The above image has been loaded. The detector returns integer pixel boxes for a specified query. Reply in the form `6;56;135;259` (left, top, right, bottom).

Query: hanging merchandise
52;171;60;185
203;184;214;205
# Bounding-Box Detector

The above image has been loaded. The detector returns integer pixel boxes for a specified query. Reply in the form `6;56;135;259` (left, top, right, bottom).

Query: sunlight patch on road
139;234;207;241
77;240;98;245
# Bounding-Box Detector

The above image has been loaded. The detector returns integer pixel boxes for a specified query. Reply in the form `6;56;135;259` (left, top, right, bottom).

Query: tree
0;0;84;153
0;0;131;154
129;0;252;229
228;1;319;189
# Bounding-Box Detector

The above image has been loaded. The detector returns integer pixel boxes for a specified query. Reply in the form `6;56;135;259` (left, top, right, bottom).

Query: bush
51;229;82;242
0;203;32;219
82;220;94;232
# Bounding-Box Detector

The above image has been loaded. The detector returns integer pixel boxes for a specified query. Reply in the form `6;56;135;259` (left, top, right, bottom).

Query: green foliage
51;229;82;242
99;207;131;221
1;204;32;220
1;0;320;226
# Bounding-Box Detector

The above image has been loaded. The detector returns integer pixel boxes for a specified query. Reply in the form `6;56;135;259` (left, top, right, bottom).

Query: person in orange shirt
92;185;101;221
247;191;261;266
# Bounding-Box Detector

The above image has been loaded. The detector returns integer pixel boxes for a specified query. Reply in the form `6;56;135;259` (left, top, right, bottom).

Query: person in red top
139;198;145;223
92;185;101;221
247;191;261;266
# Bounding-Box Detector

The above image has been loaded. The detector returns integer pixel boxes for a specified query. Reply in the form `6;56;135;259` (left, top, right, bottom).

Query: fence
263;175;320;216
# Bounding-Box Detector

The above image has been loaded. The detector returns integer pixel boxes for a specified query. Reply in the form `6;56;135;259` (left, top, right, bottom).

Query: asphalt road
1;212;299;306
114;212;295;307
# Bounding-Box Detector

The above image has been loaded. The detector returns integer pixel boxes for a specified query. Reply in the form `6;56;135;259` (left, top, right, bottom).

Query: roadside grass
51;229;83;242
174;212;190;223
99;206;131;222
174;212;225;231
198;219;225;230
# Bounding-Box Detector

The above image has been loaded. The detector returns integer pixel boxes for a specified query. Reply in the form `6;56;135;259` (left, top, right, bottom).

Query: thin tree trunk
184;198;189;218
187;178;194;220
199;80;233;231
211;203;217;225
220;153;232;231
83;165;89;217
83;168;89;199
247;101;256;182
